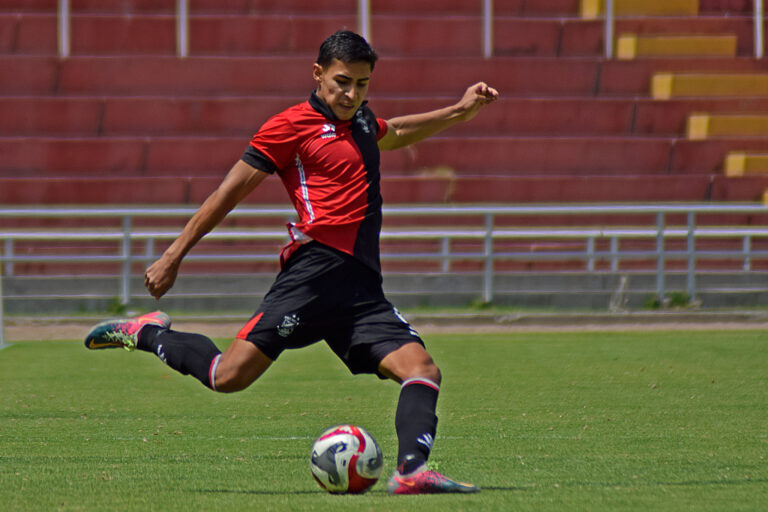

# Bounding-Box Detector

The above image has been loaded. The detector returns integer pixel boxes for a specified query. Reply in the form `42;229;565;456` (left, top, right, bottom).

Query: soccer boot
84;311;171;351
386;462;480;495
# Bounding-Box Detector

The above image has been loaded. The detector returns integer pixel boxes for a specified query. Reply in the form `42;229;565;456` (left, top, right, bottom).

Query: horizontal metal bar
3;228;768;242
1;203;767;218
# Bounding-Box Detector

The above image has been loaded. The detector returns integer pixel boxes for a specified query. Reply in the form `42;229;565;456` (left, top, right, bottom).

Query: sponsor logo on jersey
320;123;337;139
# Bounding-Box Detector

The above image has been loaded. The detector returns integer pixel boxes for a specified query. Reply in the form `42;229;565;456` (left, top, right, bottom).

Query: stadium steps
652;73;768;99
4;174;768;204
0;97;638;137
5;54;766;97
617;34;738;59
373;0;581;17
699;0;768;15
598;58;768;95
563;16;756;56
9;96;768;138
687;113;768;139
725;152;768;176
635;98;768;135
0;135;732;176
579;0;699;19
1;2;767;205
2;135;765;177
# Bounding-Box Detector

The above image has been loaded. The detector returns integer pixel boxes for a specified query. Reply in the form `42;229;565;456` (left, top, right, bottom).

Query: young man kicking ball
85;30;498;494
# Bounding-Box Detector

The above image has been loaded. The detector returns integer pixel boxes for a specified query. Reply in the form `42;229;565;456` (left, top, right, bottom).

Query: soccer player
85;30;498;495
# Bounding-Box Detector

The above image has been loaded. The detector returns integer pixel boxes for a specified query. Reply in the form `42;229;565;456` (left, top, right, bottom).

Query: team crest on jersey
277;313;300;337
320;123;337;139
355;110;371;134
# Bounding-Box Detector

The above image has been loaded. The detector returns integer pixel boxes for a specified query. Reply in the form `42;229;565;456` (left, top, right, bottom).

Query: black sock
137;325;222;390
395;378;440;474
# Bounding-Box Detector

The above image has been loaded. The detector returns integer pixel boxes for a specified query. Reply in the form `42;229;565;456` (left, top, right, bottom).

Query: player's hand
144;255;179;300
456;82;499;122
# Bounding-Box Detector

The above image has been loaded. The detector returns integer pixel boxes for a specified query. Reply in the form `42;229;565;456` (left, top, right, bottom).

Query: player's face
313;58;372;121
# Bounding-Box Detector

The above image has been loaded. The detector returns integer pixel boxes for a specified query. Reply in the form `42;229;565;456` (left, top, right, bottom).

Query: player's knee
212;363;261;393
379;342;442;385
421;361;442;386
213;369;252;393
212;339;272;392
402;354;441;385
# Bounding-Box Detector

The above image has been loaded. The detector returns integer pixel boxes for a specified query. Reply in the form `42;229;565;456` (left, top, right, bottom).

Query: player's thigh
215;337;273;392
377;342;441;385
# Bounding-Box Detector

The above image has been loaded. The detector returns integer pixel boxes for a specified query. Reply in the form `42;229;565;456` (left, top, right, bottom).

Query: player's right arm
144;159;269;299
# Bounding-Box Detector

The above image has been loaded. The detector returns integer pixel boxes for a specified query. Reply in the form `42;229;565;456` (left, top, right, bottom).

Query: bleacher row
1;0;768;207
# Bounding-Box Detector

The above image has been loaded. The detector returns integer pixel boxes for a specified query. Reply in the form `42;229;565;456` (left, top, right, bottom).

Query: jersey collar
309;91;367;121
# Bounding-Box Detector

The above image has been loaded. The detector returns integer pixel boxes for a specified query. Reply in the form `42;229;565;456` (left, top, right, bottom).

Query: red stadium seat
189;15;356;56
0;56;58;94
0;97;103;135
70;14;176;55
380;137;673;175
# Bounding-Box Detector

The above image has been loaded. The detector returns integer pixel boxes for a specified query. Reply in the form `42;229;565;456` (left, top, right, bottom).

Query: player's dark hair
317;30;378;71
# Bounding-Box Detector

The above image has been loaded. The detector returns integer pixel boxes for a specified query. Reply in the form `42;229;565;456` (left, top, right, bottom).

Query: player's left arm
377;82;499;151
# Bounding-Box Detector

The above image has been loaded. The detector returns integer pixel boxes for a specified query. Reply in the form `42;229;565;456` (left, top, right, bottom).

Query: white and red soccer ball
310;424;383;494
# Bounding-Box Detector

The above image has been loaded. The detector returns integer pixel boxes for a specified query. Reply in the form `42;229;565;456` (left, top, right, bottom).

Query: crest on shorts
277;313;300;338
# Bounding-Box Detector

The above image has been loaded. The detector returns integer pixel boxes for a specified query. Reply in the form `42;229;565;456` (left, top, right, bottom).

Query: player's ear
312;63;324;86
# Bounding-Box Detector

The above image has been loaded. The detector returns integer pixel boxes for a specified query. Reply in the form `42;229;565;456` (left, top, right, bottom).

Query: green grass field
1;329;766;511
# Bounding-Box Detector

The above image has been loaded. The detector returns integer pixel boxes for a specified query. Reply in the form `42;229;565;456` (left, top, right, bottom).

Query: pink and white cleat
386;462;480;495
84;311;171;351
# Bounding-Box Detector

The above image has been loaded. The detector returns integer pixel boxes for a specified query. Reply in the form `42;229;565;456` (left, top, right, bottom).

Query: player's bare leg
211;338;272;392
85;311;271;392
379;343;480;494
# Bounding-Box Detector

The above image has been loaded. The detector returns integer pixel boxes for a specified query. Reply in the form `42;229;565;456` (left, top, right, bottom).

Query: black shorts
236;242;424;376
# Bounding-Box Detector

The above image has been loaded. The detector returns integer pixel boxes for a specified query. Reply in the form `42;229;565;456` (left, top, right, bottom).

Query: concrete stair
652;73;768;99
1;1;767;208
725;152;768;176
688;113;768;139
580;0;699;19
617;34;737;59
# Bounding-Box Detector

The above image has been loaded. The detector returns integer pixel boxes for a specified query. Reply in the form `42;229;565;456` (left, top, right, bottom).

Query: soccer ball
310;424;384;494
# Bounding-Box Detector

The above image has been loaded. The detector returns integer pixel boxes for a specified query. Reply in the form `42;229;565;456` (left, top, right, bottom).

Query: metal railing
1;204;767;305
52;0;765;60
756;0;765;59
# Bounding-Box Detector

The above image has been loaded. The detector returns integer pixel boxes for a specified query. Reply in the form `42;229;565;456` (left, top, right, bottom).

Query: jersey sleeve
242;112;299;174
376;118;388;141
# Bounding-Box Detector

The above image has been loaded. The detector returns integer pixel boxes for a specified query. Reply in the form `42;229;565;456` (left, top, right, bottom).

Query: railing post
755;0;764;59
604;0;614;59
0;270;5;349
441;237;450;273
58;0;70;58
483;213;494;303
358;0;371;42
656;212;665;303
120;216;132;306
176;0;189;58
3;239;12;277
483;0;494;59
610;236;619;272
686;212;696;301
743;235;752;271
145;238;155;266
586;236;596;272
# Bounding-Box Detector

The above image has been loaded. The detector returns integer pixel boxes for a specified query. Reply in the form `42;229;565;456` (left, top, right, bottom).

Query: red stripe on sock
236;312;264;340
208;354;221;391
402;378;440;392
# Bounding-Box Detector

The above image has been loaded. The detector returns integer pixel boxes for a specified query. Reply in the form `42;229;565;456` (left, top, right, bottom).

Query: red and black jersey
242;92;388;274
